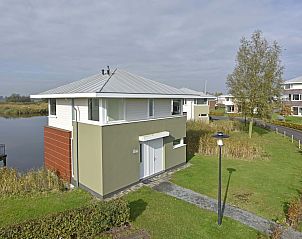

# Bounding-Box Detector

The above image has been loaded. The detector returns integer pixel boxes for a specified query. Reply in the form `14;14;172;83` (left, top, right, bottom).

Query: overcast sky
0;0;301;96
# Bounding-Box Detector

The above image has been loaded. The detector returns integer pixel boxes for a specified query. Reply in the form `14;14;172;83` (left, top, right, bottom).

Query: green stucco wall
101;116;186;196
72;122;103;195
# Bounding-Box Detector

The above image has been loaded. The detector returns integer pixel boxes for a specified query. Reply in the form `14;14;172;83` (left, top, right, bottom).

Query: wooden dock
0;144;7;167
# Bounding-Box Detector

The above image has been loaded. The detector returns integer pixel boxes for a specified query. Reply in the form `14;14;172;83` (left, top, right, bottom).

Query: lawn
125;187;263;239
285;115;302;125
172;126;302;221
0;189;92;227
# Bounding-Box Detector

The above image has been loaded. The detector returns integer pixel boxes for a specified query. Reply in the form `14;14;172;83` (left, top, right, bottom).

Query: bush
285;198;302;228
0;199;130;239
272;120;302;131
0;168;65;196
186;120;267;160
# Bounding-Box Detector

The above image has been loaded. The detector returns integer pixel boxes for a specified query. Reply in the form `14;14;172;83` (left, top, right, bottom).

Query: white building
181;88;216;121
282;76;302;116
216;94;237;113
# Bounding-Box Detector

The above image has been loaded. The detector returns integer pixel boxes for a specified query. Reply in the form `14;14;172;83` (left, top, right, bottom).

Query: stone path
153;181;302;239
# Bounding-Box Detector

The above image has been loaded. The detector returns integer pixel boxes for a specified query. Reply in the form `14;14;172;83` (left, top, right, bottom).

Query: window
172;99;182;115
292;107;298;115
284;84;290;89
226;97;230;101
173;138;184;148
293;94;300;101
49;99;56;116
183;99;187;105
194;98;207;105
199;114;207;117
148;99;154;117
88;98;99;121
139;144;143;163
107;98;124;122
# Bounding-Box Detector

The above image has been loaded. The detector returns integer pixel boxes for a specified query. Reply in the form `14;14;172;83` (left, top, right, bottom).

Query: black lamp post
212;131;229;225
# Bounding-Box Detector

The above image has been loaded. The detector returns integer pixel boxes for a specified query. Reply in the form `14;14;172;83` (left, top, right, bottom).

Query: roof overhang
30;92;203;99
139;131;170;142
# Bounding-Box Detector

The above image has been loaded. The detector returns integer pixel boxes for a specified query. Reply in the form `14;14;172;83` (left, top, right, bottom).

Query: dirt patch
233;192;254;203
103;225;151;239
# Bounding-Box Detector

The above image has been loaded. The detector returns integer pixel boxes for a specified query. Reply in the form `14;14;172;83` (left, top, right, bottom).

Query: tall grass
0;168;65;196
0;102;48;117
186;120;267;160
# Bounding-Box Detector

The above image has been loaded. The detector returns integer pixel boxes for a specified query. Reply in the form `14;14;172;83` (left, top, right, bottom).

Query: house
216;94;238;113
282;76;302;116
30;69;200;198
181;88;216;122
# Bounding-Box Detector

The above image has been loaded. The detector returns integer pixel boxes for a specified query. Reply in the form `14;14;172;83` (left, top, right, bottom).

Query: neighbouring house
282;76;302;116
216;94;239;113
30;69;200;198
181;88;216;122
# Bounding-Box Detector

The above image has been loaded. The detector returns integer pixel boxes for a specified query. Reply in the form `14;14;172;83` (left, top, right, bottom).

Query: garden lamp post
212;132;229;225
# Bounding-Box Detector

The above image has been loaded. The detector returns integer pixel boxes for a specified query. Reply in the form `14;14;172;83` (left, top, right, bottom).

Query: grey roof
285;76;302;84
38;69;193;96
180;88;216;98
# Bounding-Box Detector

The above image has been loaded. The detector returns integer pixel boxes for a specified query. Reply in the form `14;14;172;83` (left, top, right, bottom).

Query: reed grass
0;168;65;196
186;120;267;160
0;102;48;117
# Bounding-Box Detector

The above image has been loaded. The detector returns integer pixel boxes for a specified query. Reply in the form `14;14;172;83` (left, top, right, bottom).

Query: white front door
140;138;164;179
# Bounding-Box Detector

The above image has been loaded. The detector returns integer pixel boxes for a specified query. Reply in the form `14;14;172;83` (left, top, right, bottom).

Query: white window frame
148;99;154;118
105;98;126;123
292;94;301;101
173;138;185;149
49;99;57;116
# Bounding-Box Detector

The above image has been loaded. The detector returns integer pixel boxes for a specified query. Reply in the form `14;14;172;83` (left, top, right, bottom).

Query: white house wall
48;99;73;131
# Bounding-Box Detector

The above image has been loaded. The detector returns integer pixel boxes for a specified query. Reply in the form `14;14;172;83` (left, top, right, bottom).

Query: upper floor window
183;99;187;105
148;99;154;117
284;84;290;89
88;98;99;121
172;99;182;115
49;99;56;116
107;98;124;122
292;94;300;101
194;98;207;105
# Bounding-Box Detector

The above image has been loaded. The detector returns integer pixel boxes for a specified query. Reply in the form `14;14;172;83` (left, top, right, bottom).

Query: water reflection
0;116;46;171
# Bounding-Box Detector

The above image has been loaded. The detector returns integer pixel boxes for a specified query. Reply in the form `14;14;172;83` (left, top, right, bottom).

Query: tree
226;30;284;138
6;93;31;102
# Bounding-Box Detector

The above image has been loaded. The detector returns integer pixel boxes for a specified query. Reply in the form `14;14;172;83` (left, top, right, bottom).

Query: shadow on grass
128;199;147;221
222;167;236;220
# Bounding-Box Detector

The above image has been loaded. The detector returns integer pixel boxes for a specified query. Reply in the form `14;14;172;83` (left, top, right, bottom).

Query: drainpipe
73;107;80;187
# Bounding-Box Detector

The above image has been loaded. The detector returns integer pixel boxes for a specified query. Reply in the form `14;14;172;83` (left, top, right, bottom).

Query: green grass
124;187;264;239
285;116;302;124
172;127;302;221
0;189;92;227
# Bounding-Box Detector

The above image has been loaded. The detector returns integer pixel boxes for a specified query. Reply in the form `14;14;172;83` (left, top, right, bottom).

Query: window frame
106;98;125;123
172;99;182;115
88;98;99;121
148;99;154;118
173;138;185;149
49;99;56;116
292;94;300;101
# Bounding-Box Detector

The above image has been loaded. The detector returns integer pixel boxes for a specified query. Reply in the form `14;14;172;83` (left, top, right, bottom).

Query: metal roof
180;88;216;98
37;69;194;96
284;76;302;84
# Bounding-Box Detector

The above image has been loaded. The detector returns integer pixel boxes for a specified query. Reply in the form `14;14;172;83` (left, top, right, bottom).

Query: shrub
0;168;65;196
272;120;302;131
186;120;267;160
285;198;302;228
0;199;130;239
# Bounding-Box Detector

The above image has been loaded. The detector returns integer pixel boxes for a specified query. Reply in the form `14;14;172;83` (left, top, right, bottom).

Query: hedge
0;199;130;239
272;120;302;131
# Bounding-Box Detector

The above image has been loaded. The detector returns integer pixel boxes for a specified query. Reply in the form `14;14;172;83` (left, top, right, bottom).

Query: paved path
153;181;302;239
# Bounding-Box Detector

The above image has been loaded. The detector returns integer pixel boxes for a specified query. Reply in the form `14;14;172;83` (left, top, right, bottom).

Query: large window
194;98;207;105
107;98;124;122
49;99;56;116
292;94;300;101
148;99;154;117
172;99;182;115
88;98;99;121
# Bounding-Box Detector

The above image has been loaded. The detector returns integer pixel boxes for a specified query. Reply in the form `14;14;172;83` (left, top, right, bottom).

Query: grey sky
0;0;301;96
